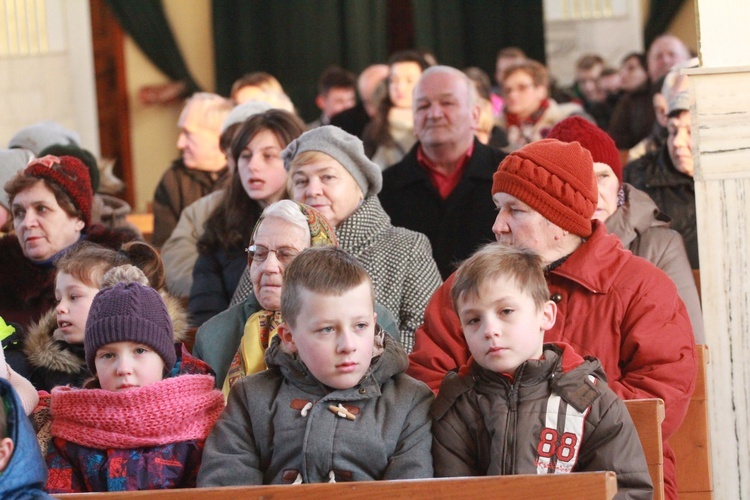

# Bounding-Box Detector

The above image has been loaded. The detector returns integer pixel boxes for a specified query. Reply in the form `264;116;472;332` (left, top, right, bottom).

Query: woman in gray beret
232;125;442;352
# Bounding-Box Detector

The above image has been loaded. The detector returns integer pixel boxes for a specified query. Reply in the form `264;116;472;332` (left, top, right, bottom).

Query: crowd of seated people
0;33;704;500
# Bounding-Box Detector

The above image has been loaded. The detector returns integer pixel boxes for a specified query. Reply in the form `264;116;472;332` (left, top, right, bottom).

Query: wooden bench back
672;344;712;499
125;213;154;243
55;472;618;499
624;398;665;500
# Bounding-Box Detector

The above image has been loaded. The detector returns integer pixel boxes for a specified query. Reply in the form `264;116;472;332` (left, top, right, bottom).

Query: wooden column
689;1;750;498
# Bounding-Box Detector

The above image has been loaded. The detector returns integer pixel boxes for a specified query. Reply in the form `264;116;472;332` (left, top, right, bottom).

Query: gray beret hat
281;125;382;197
221;101;273;133
0;149;34;210
8;121;81;156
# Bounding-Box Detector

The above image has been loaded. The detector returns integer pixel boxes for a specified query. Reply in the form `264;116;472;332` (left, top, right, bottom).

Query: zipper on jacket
502;364;524;475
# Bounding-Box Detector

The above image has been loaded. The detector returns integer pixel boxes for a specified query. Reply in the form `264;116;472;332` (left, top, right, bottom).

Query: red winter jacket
408;221;696;499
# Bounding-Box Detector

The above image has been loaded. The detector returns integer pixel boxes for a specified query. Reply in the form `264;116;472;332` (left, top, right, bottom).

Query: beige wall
125;0;214;212
669;0;697;53
0;0;99;156
642;0;697;53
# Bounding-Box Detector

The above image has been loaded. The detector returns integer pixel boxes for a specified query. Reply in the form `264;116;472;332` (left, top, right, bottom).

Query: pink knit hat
547;116;622;183
24;155;93;228
492;139;597;237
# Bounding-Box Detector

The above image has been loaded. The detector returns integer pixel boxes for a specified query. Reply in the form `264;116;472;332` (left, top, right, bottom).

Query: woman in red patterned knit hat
0;155;137;378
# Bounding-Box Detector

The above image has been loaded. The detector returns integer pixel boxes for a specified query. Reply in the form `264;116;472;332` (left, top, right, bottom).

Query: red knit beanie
547;116;622;183
492;139;597;237
24;155;93;229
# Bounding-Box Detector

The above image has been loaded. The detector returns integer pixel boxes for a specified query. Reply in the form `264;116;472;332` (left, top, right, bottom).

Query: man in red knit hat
409;138;696;499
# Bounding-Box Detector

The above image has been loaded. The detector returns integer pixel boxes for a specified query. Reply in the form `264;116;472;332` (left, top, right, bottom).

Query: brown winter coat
432;343;653;499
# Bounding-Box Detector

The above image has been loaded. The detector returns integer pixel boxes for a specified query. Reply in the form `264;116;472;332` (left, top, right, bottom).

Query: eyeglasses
246;244;300;266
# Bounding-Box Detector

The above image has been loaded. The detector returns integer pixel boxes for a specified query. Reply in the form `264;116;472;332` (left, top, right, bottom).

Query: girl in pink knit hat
43;265;224;493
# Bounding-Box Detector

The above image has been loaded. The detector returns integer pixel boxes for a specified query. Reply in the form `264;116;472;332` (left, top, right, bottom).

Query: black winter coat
624;147;699;268
379;139;505;279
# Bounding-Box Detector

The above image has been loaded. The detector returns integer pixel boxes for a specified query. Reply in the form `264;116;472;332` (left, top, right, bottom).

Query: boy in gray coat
198;247;433;485
432;244;653;499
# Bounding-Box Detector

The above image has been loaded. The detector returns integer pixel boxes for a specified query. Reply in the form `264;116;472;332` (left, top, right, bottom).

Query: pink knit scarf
50;374;224;449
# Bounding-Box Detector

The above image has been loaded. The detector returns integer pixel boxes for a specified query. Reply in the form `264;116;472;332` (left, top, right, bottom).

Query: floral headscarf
249;200;338;249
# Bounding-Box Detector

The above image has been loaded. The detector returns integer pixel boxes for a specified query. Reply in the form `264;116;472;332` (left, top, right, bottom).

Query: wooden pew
624;398;665;500
125;213;154;243
55;472;618;499
672;344;713;499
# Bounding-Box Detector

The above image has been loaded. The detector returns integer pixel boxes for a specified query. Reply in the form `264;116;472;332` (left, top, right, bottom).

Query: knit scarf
32;233;85;268
504;98;550;128
223;309;283;397
50;374;223;449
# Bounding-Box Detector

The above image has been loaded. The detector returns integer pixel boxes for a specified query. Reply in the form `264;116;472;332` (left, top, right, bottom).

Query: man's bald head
647;35;690;83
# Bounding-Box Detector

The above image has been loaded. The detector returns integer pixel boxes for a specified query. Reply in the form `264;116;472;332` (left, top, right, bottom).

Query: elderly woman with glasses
192;200;399;390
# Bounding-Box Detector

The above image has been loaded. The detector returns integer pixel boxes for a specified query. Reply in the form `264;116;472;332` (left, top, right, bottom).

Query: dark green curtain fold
412;0;544;75
644;0;687;49
212;0;387;121
104;0;202;94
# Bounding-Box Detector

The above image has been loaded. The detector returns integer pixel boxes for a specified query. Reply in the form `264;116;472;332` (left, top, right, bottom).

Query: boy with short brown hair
432;243;652;499
199;247;433;485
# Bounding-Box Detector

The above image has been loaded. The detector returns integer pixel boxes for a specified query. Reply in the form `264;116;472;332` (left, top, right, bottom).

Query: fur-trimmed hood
24;289;189;375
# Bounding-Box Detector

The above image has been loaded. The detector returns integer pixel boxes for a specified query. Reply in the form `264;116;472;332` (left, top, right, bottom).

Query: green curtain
412;0;545;75
643;0;687;49
103;0;202;94
212;0;388;121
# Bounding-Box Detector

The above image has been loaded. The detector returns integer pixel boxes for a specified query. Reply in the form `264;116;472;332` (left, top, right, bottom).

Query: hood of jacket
24;290;188;374
551;221;630;295
0;379;49;498
264;327;406;397
605;183;671;248
24;309;84;375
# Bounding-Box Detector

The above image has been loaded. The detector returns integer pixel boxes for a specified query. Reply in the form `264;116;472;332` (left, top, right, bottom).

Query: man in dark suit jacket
380;66;505;279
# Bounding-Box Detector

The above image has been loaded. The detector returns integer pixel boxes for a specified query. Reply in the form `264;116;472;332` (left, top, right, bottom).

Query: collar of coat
431;342;606;419
265;331;408;400
605;183;671;248
384;138;499;191
549;221;631;295
335;196;391;254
